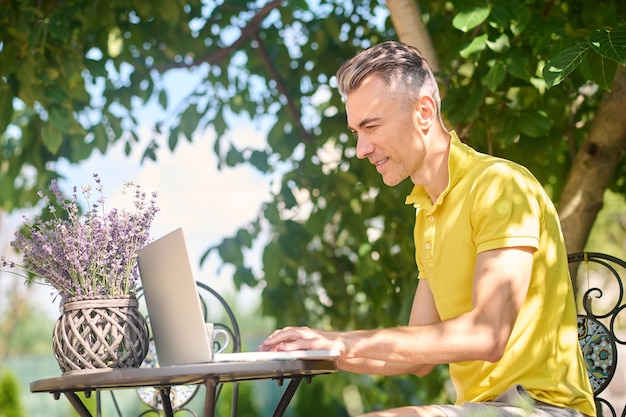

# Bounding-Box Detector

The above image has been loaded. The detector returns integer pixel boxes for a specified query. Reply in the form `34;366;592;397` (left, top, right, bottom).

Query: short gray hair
336;41;441;113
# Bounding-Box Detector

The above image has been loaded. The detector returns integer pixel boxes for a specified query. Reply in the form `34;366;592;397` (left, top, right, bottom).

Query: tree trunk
386;0;439;72
558;65;626;254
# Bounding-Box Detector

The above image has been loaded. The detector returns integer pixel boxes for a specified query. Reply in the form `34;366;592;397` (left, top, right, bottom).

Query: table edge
30;359;339;393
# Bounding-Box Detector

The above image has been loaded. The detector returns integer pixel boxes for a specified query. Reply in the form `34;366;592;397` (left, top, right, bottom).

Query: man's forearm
338;356;436;377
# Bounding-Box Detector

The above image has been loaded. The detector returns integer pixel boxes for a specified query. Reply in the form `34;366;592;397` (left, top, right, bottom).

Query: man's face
345;75;424;186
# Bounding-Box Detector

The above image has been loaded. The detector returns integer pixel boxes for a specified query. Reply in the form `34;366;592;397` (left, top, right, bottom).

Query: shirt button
429;216;435;222
425;243;431;250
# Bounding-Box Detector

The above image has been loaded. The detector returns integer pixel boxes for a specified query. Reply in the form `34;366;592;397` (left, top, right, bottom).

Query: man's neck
413;129;451;204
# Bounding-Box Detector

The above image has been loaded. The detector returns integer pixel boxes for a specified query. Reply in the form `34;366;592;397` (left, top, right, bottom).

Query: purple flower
1;174;159;301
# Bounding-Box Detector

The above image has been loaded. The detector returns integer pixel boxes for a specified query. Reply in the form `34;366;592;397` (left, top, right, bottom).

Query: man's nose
356;135;375;159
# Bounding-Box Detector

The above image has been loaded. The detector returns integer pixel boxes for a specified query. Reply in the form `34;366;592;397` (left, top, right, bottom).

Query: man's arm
339;277;441;376
260;247;534;370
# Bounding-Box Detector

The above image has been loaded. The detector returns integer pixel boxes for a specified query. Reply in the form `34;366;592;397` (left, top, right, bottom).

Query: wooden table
30;359;338;417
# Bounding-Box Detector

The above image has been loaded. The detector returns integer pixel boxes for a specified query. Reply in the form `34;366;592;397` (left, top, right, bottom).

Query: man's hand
259;326;347;356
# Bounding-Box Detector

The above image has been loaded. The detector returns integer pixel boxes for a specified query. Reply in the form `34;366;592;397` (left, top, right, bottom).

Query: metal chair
570;252;626;417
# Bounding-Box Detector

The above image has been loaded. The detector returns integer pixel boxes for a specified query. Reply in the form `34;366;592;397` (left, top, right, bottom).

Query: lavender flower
0;174;159;300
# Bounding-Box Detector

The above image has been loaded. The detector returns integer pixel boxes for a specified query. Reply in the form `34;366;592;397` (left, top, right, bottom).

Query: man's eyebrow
348;116;383;131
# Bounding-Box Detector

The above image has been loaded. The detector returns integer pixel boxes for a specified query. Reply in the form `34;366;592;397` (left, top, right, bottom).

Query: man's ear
414;96;437;127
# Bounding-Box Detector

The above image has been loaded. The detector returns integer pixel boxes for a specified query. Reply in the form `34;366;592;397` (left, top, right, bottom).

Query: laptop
137;228;340;366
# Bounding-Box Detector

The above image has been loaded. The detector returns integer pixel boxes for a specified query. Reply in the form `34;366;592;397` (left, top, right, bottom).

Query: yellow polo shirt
405;132;595;416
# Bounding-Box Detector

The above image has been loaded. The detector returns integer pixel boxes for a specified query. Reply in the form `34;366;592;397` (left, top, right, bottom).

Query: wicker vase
52;295;149;374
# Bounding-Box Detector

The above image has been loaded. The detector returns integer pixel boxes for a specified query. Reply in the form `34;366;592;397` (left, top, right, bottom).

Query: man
260;41;595;417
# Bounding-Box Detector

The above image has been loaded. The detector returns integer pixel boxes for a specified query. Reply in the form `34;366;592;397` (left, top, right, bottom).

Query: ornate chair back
570;252;626;417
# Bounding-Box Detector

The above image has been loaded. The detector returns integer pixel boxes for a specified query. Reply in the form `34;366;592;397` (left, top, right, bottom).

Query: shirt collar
405;131;470;209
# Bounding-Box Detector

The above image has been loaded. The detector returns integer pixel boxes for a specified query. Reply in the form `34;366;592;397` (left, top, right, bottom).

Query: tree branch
155;0;285;72
252;32;313;144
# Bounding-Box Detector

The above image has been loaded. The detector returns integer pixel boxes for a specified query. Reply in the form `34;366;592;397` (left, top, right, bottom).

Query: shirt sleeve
471;162;542;254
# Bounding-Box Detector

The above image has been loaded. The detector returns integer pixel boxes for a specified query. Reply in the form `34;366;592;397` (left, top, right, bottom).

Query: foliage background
1;0;626;415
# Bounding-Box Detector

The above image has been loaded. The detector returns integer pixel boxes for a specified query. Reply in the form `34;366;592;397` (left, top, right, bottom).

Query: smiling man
260;41;595;417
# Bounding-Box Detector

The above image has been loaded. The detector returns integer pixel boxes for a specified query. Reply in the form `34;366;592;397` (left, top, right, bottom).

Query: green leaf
589;26;626;65
48;106;73;131
179;104;199;142
42;124;63;154
44;84;69;105
249;150;270;172
262;241;283;284
493;112;519;145
489;6;511;31
233;265;256;288
517;111;551;138
158;89;168;108
586;48;618;91
482;62;507;91
107;113;123;139
510;8;531;37
358;242;372;257
278;220;309;260
543;43;589;88
460;34;489;58
267;118;296;159
168;128;179;151
47;12;71;40
141;142;158;162
280;181;298;208
217;237;244;266
84;58;107;78
226;146;244;166
464;86;486;120
235;228;254;248
213;110;227;137
486;34;510;54
452;7;491;33
93;123;108;154
505;54;531;80
69;133;92;161
267;120;285;148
